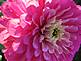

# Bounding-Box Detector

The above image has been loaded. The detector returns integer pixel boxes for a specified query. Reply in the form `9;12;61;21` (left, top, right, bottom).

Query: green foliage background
0;0;81;61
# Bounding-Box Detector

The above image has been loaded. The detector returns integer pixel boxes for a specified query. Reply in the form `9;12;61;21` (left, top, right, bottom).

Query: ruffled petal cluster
0;0;81;61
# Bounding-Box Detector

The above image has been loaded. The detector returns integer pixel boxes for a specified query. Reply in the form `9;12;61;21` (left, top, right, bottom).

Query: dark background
0;0;81;61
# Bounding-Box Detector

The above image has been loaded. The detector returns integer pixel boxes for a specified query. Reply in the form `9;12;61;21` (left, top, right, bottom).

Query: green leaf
0;44;5;50
0;0;6;6
0;12;3;17
0;55;2;61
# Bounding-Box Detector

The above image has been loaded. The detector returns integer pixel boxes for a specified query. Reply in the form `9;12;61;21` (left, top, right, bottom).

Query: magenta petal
0;0;81;61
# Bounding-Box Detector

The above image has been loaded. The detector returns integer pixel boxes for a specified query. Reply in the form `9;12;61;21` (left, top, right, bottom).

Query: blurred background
0;0;81;61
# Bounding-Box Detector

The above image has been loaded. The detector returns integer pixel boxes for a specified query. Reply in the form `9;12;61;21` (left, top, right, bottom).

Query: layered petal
0;0;81;61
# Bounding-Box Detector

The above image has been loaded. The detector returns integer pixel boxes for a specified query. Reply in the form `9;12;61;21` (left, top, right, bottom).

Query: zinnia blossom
0;0;81;61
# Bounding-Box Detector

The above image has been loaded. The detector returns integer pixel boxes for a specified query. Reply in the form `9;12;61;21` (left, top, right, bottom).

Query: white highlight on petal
22;0;39;7
10;19;20;28
40;35;44;43
42;43;49;52
20;13;27;28
0;24;6;28
12;42;20;51
45;0;52;4
0;30;10;42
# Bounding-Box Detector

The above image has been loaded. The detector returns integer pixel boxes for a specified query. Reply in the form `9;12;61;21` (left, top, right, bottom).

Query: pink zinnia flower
0;0;81;61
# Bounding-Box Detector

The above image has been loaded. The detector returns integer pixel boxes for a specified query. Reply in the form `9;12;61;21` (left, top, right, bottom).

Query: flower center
52;28;60;38
44;20;65;42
